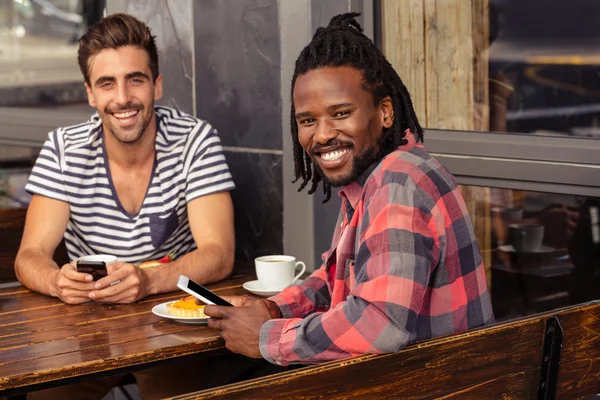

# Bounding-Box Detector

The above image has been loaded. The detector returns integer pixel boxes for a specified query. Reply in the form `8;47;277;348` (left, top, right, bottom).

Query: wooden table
0;271;253;397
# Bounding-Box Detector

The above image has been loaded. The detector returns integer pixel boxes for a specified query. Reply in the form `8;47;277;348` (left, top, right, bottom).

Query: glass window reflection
463;185;600;321
0;0;105;108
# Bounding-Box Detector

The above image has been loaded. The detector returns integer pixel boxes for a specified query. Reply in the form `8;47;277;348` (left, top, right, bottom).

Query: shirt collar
339;129;418;211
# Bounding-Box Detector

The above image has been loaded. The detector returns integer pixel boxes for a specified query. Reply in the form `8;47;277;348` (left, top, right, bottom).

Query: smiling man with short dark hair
204;13;494;365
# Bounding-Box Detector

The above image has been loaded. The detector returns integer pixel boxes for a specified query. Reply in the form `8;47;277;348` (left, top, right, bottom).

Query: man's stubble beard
312;146;376;188
103;108;153;145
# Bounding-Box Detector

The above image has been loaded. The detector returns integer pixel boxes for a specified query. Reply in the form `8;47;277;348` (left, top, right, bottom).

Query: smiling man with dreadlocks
204;13;494;365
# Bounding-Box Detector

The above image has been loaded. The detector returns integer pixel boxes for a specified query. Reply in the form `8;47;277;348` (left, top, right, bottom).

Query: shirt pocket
148;212;179;249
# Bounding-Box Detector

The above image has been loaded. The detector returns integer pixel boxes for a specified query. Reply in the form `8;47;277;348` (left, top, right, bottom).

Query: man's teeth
320;149;348;161
113;110;138;118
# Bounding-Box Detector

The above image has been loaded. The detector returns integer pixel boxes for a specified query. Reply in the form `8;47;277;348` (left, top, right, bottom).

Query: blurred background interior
0;0;598;323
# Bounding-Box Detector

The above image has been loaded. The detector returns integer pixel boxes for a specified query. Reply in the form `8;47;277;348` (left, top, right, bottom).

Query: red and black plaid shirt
260;132;494;365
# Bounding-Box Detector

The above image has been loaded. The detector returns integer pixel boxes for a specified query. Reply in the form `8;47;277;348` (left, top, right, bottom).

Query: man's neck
103;114;157;168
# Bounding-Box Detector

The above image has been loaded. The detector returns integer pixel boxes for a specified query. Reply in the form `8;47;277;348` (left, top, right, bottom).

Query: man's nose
115;84;131;106
314;120;338;144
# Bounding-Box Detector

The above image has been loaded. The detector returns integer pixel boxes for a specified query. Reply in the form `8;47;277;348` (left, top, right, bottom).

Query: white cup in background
255;255;306;290
78;254;118;264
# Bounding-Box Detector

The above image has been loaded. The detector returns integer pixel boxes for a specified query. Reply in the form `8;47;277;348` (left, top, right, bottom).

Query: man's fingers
89;277;132;301
62;263;94;283
204;305;231;318
207;316;223;330
195;295;246;307
91;285;137;303
61;289;93;304
94;266;131;289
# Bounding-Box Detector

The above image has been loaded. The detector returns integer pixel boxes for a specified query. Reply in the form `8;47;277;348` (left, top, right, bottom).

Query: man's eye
300;118;316;125
100;82;113;88
131;78;144;84
334;110;350;118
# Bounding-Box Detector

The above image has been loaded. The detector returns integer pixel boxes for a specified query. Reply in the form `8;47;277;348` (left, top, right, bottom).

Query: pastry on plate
167;295;206;318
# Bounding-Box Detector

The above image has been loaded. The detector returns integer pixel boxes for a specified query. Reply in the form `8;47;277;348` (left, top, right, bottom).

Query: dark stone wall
194;0;283;262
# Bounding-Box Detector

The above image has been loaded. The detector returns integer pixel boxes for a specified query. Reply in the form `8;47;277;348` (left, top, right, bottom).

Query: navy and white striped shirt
25;106;235;263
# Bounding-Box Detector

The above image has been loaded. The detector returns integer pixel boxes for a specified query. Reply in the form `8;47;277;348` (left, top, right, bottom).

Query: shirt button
274;360;282;366
340;221;344;228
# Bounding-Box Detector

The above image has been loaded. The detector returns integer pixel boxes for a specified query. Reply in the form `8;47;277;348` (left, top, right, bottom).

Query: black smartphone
76;260;108;281
177;275;233;306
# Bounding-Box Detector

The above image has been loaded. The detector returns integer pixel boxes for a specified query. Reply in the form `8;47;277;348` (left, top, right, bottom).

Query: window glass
461;185;600;321
382;0;600;139
0;0;105;108
0;145;38;208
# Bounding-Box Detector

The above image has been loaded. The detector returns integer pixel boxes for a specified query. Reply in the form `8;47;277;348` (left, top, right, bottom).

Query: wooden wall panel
382;0;426;122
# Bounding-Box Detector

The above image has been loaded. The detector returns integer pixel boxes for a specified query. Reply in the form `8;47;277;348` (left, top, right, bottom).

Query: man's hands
88;262;150;304
51;262;95;304
203;296;282;358
53;261;151;304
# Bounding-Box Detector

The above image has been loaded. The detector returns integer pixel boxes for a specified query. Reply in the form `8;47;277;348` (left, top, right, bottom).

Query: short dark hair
77;13;159;85
291;13;423;202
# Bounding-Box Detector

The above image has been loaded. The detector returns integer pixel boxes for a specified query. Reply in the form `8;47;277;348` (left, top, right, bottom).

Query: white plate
498;244;555;254
151;301;209;325
242;279;303;297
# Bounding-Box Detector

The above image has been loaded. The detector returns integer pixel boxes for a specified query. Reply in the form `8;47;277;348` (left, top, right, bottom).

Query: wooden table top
0;271;253;395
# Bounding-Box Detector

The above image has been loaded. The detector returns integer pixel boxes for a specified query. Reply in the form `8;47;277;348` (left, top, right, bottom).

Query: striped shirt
25;106;235;263
260;131;494;365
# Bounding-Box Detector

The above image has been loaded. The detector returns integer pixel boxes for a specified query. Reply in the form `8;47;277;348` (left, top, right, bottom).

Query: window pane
382;0;600;139
0;0;105;108
461;185;600;321
0;145;38;208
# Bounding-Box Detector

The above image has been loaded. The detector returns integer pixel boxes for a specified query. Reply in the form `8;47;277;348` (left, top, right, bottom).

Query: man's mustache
310;139;352;156
106;102;143;113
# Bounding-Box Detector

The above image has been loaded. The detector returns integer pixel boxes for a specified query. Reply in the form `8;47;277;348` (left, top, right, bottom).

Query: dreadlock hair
291;12;423;203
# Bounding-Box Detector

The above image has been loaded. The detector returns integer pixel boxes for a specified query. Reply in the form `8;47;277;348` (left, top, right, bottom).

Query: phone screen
186;278;233;306
76;260;108;281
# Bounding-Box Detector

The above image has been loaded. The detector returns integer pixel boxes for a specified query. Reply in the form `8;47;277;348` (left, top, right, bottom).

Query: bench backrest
171;301;600;400
0;207;68;283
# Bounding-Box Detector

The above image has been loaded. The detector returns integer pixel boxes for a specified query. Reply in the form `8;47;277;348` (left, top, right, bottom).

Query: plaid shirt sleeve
259;174;441;366
268;266;332;319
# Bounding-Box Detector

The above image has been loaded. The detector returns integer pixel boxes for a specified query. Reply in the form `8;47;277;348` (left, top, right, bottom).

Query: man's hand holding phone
88;261;150;304
176;275;283;359
52;262;96;304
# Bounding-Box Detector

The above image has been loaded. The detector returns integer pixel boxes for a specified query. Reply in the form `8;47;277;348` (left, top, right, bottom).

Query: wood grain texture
381;0;426;122
556;302;600;399
472;0;490;132
424;0;474;130
0;207;27;283
0;271;253;393
0;207;68;283
170;301;600;400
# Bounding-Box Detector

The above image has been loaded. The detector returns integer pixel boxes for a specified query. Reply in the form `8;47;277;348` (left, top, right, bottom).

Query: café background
0;0;599;322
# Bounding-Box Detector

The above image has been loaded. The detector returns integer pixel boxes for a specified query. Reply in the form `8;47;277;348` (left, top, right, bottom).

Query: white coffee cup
255;255;306;290
78;254;118;264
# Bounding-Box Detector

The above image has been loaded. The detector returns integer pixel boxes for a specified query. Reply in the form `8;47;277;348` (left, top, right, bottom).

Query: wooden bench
0;207;68;283
169;300;600;400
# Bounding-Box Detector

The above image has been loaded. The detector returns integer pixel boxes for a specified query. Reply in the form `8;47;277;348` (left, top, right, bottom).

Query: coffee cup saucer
243;279;304;297
498;244;555;254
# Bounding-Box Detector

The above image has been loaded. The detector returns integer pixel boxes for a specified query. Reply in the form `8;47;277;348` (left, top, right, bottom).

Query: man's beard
103;102;152;145
312;146;376;187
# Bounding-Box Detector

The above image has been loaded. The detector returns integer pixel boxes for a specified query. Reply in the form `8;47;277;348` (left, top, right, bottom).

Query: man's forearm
15;249;60;297
145;243;234;295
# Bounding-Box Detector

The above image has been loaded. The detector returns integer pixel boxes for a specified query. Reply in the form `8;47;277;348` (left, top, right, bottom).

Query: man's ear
84;83;96;108
380;96;394;128
154;75;163;101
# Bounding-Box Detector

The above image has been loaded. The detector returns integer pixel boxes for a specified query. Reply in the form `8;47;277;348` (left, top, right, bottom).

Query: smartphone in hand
177;275;233;306
76;260;108;281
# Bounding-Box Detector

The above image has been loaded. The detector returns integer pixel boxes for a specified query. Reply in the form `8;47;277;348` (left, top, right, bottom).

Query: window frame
426;129;600;197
